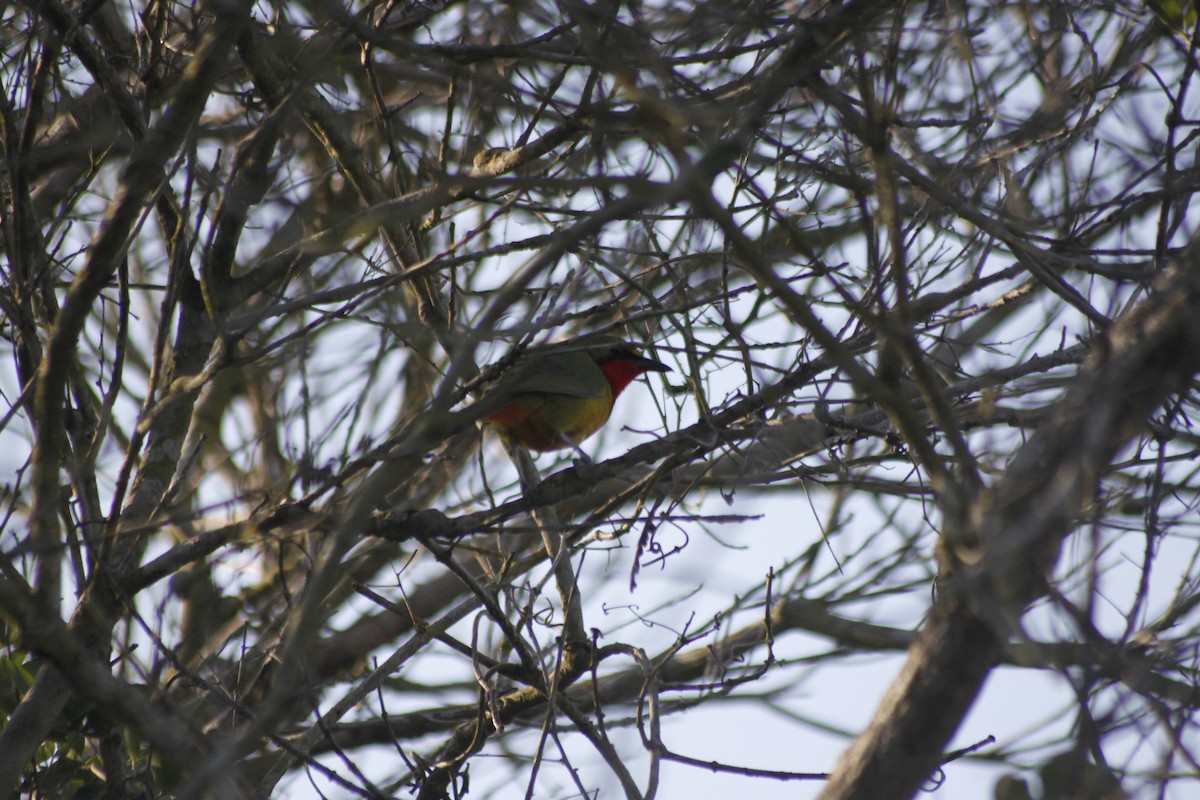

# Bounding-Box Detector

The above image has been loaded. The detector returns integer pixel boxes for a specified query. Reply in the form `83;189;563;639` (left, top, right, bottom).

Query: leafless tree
2;1;1199;798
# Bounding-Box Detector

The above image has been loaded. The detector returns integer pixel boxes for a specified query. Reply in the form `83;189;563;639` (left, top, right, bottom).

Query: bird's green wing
492;351;609;399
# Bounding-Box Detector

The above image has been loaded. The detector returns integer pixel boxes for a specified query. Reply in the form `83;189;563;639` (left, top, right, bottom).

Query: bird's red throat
599;359;646;398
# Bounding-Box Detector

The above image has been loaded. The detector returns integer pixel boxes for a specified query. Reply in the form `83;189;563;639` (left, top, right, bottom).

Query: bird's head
585;340;672;398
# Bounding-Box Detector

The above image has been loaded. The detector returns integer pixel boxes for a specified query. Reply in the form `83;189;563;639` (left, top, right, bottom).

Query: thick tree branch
820;246;1200;800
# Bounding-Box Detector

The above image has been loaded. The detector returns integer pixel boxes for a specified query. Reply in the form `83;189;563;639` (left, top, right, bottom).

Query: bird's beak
633;354;672;374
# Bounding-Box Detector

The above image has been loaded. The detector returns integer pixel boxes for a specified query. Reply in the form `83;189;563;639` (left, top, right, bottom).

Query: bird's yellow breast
487;388;615;451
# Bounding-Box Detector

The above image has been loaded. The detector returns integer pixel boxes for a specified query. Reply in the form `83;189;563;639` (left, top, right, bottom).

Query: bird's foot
570;454;597;482
561;435;595;479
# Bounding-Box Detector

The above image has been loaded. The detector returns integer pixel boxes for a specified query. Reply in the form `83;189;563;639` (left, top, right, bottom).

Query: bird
479;337;671;456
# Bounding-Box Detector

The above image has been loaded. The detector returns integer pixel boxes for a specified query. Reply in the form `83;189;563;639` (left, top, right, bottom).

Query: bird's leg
558;433;594;473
